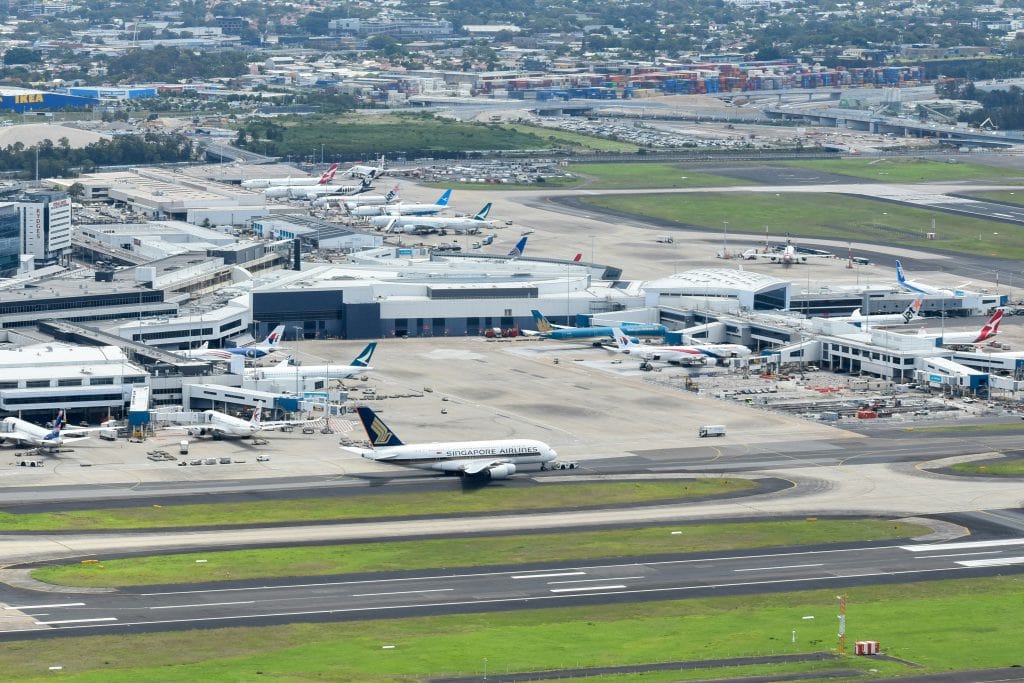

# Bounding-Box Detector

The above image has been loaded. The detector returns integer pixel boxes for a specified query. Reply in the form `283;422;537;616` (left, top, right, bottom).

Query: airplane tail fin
903;299;923;323
974;308;1005;342
356;406;403;447
611;327;635;352
250;406;262;426
895;260;907;285
384;184;399;202
263;325;286;348
573;253;582;262
352;342;377;367
508;236;527;258
531;309;554;334
319;163;339;185
52;410;65;431
436;189;452;207
474;203;492;221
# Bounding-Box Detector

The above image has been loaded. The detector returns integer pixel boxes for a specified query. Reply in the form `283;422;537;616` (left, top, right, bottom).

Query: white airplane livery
247;343;376;381
241;163;339;189
936;308;1005;345
181;326;287;362
612;327;752;364
0;410;97;450
352;406;556;480
168;407;315;439
844;299;923;326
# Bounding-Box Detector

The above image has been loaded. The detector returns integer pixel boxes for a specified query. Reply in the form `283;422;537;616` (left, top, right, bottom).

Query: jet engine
485;463;516;479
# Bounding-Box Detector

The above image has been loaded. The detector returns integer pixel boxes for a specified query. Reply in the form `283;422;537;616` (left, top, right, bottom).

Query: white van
655;236;674;244
698;425;726;438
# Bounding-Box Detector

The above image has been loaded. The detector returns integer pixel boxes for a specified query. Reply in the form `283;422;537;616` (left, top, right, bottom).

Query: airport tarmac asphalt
2;528;1023;637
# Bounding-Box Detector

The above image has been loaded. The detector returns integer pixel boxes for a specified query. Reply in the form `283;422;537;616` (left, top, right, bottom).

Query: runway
3;531;1024;638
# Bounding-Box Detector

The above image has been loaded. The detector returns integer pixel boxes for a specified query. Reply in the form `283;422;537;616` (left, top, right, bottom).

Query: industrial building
0;87;98;112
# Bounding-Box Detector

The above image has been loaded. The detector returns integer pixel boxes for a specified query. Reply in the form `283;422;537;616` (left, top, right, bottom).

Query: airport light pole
722;221;729;259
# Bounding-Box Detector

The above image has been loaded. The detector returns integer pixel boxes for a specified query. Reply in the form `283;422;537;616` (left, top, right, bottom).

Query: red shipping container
855;641;880;655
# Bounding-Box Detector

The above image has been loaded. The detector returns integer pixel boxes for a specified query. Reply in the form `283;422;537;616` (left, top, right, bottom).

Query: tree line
0;133;194;177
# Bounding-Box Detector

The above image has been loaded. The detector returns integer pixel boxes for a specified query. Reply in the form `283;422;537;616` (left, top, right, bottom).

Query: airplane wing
259;418;323;431
457;459;508;475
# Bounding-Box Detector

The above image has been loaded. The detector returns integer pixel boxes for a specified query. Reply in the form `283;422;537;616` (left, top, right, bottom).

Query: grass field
966;190;1024;206
569;162;753;190
951;457;1024;475
0;481;753;532
4;576;1023;681
32;519;924;588
581;191;1024;259
779;157;1024;183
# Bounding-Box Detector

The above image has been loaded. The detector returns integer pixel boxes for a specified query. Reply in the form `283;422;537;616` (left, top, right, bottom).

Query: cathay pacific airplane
247;343;376;381
350;406;556;481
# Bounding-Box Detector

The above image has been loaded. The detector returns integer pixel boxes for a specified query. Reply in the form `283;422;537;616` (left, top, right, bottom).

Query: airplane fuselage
364;439;556;469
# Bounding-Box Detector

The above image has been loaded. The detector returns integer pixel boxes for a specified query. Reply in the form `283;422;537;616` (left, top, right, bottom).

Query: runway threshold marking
901;538;1024;552
957;556;1024;568
549;584;627;593
733;564;824;573
351;589;454;597
4;603;85;610
150;601;256;611
34;617;117;626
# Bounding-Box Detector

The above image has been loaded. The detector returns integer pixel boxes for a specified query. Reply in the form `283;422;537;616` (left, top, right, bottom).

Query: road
3;530;1024;638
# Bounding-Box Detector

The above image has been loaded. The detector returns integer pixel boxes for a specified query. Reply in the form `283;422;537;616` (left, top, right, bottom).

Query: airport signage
929;374;942;383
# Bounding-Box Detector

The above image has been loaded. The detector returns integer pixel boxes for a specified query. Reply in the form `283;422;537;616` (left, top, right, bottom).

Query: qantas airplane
350;406;556;480
247;343;376;381
934;308;1006;345
0;410;98;450
241;163;339;189
181;325;287;362
167;406;316;439
611;327;751;365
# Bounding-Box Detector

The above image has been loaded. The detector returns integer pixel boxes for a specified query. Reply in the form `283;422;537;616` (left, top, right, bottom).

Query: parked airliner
241;164;339;189
612;327;752;365
167;406;316;439
247;343;376;381
181;326;287;362
895;260;967;296
0;411;98;450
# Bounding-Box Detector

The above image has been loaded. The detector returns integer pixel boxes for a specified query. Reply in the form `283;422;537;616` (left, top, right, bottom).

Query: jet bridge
916;357;989;397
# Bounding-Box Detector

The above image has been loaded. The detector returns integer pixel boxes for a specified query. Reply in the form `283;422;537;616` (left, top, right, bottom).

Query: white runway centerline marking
150;601;255;611
4;602;85;610
549;584;627;593
351;589;454;597
34;617;117;625
512;572;586;580
733;564;823;573
547;576;645;585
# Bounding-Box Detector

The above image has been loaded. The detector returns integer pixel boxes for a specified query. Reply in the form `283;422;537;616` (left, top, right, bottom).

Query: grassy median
32;519;925;588
951;457;1024;475
778;157;1024;183
582;191;1024;259
3;576;1023;681
0;480;755;532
